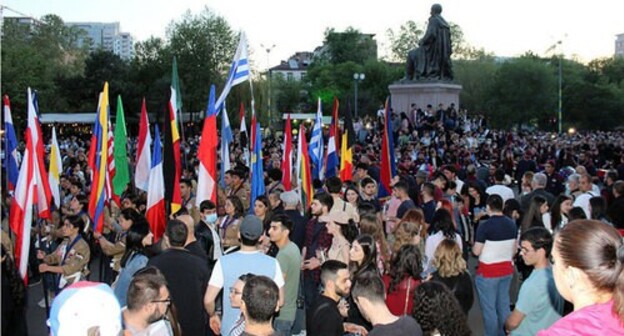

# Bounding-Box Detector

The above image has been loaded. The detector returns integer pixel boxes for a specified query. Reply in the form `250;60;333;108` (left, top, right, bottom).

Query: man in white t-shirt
486;168;515;204
572;174;597;218
204;215;285;335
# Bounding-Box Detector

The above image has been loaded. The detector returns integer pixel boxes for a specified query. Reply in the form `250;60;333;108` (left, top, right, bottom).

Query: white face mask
204;213;218;224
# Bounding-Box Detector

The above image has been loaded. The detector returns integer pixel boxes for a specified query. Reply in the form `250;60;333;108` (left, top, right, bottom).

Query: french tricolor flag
146;125;166;241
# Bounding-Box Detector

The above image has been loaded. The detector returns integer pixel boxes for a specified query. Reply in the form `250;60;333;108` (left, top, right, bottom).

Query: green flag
113;95;130;195
172;56;183;112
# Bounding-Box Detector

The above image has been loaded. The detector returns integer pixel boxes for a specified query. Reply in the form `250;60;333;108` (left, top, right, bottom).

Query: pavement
25;255;489;335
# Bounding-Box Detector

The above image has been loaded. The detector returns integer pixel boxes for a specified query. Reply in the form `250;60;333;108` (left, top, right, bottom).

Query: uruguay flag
249;122;265;213
146;125;166;241
3;95;19;193
215;32;250;114
309;98;324;180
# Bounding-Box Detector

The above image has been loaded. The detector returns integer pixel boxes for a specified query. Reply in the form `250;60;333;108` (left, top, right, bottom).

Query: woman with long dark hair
347;234;378;331
520;195;548;233
359;214;391;274
219;196;245;250
113;214;150;306
549;195;573;232
382;244;422;316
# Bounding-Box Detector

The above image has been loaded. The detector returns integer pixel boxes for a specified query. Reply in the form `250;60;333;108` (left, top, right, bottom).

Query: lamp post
353;73;365;119
261;43;276;122
557;40;562;134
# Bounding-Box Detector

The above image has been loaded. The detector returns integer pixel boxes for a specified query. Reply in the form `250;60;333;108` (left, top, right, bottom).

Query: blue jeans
274;319;293;336
475;274;512;336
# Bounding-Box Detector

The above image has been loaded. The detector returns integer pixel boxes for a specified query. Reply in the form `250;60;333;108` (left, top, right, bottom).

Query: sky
3;0;623;70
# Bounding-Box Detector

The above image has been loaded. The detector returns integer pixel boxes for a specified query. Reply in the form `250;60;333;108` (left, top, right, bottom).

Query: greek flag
309;98;324;180
215;32;250;114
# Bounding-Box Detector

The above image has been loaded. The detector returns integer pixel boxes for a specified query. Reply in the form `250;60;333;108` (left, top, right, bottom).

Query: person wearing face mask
195;200;222;269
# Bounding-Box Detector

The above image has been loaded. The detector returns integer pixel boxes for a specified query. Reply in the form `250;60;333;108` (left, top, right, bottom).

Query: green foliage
317;27;377;65
485;57;557;128
386;20;423;62
454;55;499;113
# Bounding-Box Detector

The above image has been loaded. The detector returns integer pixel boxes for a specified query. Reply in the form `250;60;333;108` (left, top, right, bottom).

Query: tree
317;27;377;65
167;7;237;114
386;20;423;62
454;55;499;113
485;56;557;128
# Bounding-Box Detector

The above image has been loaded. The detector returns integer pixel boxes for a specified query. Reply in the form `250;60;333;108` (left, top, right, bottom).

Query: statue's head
431;4;442;15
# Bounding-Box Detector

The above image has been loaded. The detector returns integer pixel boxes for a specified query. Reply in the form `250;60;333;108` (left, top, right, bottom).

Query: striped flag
297;124;314;211
196;85;218;206
379;98;397;198
281;114;293;191
215;32;250;114
3;95;19;193
309;98;324;180
164;87;182;215
146;125;166;241
220;104;233;188
106;120;118;206
325;99;339;178
340;103;356;182
88;83;111;233
135;99;152;192
9;88;52;281
48;127;63;209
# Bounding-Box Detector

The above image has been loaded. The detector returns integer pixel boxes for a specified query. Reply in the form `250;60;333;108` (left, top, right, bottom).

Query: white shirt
486;184;515;204
208;251;285;289
573;191;597;219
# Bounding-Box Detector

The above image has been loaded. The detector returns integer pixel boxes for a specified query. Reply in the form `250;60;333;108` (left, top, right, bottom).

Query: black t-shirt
369;315;423;336
397;199;417;220
147;249;210;336
306;295;343;336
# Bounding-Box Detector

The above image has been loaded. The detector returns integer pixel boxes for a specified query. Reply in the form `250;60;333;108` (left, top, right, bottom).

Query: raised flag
146;125;166;241
220;105;233;188
4;95;19;193
135;99;152;192
309;98;324;179
325;102;339;178
215;32;250;114
249;122;265;213
88;84;111;233
49;127;63;209
281;114;293;191
164;88;182;215
340;103;356;182
379;98;397;198
297;124;314;211
196;85;218;205
9;87;51;281
113;95;130;196
239;103;250;166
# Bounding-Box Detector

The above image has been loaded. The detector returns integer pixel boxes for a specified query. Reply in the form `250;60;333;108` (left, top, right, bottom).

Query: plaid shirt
303;217;333;284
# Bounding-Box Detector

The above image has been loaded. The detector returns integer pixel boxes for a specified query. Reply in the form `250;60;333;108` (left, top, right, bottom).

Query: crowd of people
2;102;624;336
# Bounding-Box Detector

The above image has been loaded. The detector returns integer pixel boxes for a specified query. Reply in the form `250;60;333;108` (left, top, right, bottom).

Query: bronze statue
405;4;453;81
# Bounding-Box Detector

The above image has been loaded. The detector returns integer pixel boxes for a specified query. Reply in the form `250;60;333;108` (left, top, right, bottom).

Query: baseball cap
48;281;122;336
240;215;263;240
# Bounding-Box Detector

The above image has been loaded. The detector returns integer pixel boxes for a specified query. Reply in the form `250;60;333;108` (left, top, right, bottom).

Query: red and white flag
196;85;218;206
135;99;152;192
9;88;52;282
281;114;293;191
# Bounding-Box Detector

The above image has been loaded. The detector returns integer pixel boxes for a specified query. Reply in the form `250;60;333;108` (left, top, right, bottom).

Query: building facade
269;52;313;81
616;34;624;58
66;21;134;60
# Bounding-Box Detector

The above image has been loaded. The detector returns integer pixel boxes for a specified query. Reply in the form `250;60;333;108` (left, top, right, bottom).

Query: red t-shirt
382;275;421;316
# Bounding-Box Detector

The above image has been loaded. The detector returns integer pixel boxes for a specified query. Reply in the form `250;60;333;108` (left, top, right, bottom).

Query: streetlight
353;73;365;119
261;43;276;123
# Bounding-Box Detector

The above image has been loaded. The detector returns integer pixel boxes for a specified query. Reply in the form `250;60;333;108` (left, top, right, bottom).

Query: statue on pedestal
405;4;453;81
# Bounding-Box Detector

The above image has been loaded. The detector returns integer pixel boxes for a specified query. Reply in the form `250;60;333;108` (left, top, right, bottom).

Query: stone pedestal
388;82;462;114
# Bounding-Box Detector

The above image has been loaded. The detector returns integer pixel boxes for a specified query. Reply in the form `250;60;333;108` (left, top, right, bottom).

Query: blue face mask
204;213;218;224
